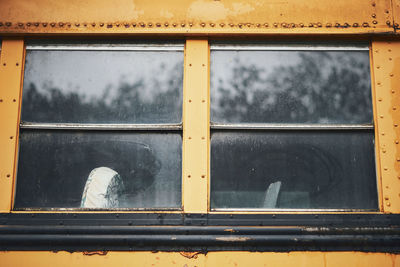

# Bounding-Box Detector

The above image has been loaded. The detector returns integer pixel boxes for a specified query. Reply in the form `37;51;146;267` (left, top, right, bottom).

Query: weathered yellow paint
0;39;24;212
183;39;209;213
0;0;396;35
372;40;400;213
0;251;399;267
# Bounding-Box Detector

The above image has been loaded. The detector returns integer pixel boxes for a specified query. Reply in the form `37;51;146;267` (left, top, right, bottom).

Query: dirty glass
14;131;182;209
21;49;183;123
211;50;372;124
210;131;378;210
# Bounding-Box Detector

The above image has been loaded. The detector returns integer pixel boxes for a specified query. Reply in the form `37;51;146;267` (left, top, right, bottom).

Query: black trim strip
1;213;399;252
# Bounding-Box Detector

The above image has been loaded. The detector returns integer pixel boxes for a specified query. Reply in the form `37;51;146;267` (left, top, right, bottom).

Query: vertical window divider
0;38;24;212
183;39;209;213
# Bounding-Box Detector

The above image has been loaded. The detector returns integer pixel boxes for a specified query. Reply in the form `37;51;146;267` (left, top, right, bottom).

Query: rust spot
224;228;237;233
83;251;108;256
180;251;201;259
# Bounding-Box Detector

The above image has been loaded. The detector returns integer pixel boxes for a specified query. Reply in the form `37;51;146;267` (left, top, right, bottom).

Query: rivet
107;23;113;28
384;196;389;200
188;99;192;102
18;23;23;27
326;23;332;27
75;23;80;27
335;23;340;27
189;64;192;67
210;23;215;27
353;23;359;27
6;174;10;178
201;175;205;178
372;2;376;6
188;137;192;140
140;22;145;27
16;63;19;66
389;58;392;61
388;48;392;52
93;23;97;27
0;99;2;102
116;23;120;27
0;23;3;27
246;23;251;27
188;175;191;178
165;23;169;27
393;107;396;110
362;22;369;27
378;98;382;101
59;22;64;27
189;23;193;27
27;22;32;27
380;115;384;118
124;23;130;28
132;23;136;27
10;136;13;139
238;23;243;28
181;23;185;27
382;149;386;153
100;23;104;27
390;73;394;77
395;23;400;28
392;90;395;94
372;13;376;18
148;23;153;27
373;20;378;24
273;23;278;27
386;202;391;207
2;63;5;66
202;100;205;103
5;22;12;27
398;175;400;179
317;22;322;27
264;23;269;27
377;66;380;69
396;140;399;144
156;23;161;27
256;23;261;27
172;23;177;27
344;23;350;27
200;23;205;27
308;23;313;27
397;158;400;162
42;23;48;27
281;23;287;27
384;167;388;170
220;23;225;27
33;22;39;27
66;23;71;27
395;124;398;127
201;137;205;140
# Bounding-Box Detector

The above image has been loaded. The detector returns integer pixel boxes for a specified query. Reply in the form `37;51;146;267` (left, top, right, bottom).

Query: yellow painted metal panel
393;0;400;30
183;39;209;213
0;0;395;35
0;39;24;212
372;41;400;213
0;251;399;267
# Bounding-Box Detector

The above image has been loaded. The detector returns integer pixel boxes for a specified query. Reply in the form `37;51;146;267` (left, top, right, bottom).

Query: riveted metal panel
0;251;399;267
394;0;400;31
183;40;209;213
0;0;396;35
372;41;400;213
0;39;24;212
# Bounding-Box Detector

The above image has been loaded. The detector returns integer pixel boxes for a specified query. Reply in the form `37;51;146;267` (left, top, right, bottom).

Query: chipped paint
215;237;250;242
179;252;201;259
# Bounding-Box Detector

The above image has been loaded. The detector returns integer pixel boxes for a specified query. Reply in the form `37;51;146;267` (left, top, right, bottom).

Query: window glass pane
211;50;372;124
14;131;182;209
211;131;378;210
21;49;183;123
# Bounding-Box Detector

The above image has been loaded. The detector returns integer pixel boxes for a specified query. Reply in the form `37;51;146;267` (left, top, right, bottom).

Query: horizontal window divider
210;45;369;51
19;122;182;131
13;207;182;212
211;208;379;212
26;45;184;51
210;123;374;131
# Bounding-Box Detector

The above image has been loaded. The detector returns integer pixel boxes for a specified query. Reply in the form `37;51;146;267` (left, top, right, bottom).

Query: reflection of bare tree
21;62;183;123
213;52;372;123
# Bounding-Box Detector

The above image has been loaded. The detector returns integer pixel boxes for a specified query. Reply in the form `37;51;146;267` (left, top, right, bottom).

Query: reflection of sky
23;50;183;102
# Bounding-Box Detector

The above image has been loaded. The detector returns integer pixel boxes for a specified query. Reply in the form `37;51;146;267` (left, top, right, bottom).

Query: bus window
210;43;378;210
14;42;183;210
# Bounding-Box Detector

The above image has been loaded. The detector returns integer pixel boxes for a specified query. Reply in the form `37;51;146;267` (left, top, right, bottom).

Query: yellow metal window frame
1;38;400;214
